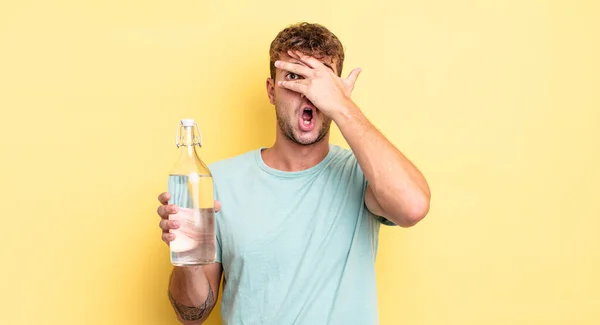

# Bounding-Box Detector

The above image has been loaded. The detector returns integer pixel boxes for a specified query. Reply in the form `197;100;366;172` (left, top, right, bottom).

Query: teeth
304;120;310;125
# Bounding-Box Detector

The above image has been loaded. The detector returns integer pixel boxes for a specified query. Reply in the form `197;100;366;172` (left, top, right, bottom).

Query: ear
266;77;276;105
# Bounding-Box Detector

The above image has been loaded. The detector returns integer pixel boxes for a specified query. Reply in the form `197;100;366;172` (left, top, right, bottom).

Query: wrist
174;265;206;278
332;100;359;125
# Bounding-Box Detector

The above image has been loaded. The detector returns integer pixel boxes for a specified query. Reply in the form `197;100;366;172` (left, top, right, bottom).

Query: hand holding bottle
162;119;217;266
157;192;221;245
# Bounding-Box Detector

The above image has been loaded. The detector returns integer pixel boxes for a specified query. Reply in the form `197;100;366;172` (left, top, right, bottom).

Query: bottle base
171;259;216;266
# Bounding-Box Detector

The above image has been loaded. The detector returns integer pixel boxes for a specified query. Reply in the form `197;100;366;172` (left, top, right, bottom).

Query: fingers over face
275;60;313;78
278;79;309;94
288;50;326;69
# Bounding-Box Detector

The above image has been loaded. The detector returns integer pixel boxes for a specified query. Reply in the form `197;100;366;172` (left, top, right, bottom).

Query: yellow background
1;0;598;324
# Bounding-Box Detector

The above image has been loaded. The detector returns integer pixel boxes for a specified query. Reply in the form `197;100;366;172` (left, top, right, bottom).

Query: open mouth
302;107;313;124
298;107;316;131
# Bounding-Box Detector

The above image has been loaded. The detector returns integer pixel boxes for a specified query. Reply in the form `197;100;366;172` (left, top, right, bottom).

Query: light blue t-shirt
208;144;395;325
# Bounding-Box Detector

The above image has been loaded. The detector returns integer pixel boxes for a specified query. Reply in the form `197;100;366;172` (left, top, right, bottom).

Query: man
156;22;430;324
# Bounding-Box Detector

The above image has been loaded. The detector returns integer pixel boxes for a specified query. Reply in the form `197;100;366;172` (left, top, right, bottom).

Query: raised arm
275;51;431;227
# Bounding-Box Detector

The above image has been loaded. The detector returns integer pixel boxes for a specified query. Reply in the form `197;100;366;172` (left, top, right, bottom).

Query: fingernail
172;221;180;227
274;61;280;67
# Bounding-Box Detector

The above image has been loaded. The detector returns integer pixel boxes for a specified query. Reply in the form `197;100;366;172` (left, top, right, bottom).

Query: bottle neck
177;126;201;157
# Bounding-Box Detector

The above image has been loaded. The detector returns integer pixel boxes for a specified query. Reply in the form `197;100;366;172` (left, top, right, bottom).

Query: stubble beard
276;106;332;146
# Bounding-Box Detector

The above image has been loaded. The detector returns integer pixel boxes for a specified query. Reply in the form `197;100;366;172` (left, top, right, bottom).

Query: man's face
267;53;338;146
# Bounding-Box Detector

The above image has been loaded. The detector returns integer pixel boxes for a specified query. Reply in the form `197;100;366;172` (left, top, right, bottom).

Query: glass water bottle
168;119;216;266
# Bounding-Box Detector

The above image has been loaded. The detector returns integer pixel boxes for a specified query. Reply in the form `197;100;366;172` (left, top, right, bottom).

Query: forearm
333;102;431;225
168;266;216;324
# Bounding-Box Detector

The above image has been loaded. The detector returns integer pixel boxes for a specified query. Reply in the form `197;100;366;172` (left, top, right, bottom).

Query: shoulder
327;144;362;172
320;144;368;187
208;148;259;179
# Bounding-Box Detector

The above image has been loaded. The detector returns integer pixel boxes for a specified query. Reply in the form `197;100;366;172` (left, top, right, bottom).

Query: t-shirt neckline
255;144;335;178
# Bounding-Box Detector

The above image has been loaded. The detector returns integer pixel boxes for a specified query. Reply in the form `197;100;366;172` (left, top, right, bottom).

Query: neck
262;131;331;172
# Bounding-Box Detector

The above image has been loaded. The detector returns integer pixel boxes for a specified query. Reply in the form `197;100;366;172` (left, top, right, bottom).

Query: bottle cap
181;119;195;127
176;119;202;147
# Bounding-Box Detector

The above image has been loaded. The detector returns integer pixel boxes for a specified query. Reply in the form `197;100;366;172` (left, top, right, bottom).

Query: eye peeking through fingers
286;72;302;80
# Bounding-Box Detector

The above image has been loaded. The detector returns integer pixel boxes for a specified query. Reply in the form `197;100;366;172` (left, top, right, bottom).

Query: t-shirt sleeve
349;150;397;226
374;214;397;226
365;180;397;226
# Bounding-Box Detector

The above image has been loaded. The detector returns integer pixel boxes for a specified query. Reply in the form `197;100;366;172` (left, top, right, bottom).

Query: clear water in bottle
167;118;216;266
168;174;216;266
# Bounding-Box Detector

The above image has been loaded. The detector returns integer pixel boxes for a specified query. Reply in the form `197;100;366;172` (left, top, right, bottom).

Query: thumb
346;68;362;87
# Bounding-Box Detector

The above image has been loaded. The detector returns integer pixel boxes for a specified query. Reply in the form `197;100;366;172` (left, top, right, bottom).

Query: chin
292;130;325;146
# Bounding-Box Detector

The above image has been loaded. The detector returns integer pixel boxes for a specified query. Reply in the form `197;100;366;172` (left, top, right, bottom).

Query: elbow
402;203;429;227
395;193;430;228
178;317;205;325
179;319;202;325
